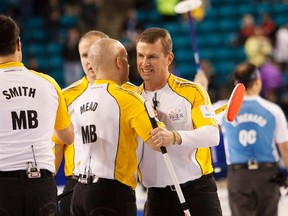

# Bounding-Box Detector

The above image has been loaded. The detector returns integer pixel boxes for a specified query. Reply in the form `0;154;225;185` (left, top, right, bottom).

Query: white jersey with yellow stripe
74;80;155;189
137;74;218;188
0;62;71;172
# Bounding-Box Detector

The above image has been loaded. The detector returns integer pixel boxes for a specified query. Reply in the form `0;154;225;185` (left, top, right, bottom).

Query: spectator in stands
39;0;63;42
78;0;98;33
46;9;62;42
244;25;272;67
27;56;40;72
120;8;144;85
20;0;35;19
62;27;83;86
96;0;133;39
232;13;255;47
199;59;217;102
259;55;285;103
274;23;288;73
259;13;278;46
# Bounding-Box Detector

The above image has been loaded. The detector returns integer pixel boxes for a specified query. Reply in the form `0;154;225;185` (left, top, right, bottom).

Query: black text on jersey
11;110;38;130
81;124;97;144
2;86;36;100
80;102;98;114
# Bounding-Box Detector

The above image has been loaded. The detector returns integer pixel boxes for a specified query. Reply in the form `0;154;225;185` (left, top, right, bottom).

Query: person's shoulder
62;77;88;93
62;77;89;97
122;81;138;92
169;74;203;90
114;84;144;103
29;69;60;88
257;96;283;112
62;77;89;105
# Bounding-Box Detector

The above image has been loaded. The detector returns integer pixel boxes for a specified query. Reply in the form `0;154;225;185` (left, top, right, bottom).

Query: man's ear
167;52;174;66
17;37;21;51
115;56;122;69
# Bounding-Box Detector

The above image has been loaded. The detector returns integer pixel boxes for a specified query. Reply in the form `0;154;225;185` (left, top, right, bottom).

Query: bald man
70;38;169;216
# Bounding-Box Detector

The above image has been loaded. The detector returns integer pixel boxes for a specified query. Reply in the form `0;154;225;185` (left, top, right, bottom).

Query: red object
225;83;246;122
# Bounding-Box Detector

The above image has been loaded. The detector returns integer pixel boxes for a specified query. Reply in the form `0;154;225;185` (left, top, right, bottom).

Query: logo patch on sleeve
200;105;216;118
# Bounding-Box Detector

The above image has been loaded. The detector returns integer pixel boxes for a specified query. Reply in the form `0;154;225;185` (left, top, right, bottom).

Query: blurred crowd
2;0;288;118
231;12;288;118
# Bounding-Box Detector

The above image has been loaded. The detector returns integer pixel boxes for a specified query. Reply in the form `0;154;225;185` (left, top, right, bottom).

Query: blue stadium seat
162;22;181;35
214;48;234;61
275;14;288;26
49;70;64;87
196;19;218;33
148;9;162;22
36;57;50;71
218;5;238;18
273;3;288;14
177;63;195;80
199;49;215;61
256;3;274;14
179;21;194;35
49;56;63;70
195;36;207;50
27;43;46;56
46;42;62;55
0;1;9;13
174;49;195;63
205;8;219;19
214;61;235;76
218;19;239;32
237;4;254;16
23;16;45;29
234;47;246;62
203;33;222;48
136;9;147;23
27;29;47;42
173;35;192;48
60;15;78;28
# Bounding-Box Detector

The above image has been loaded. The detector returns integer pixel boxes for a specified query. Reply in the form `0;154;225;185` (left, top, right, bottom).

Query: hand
270;169;288;187
150;127;174;148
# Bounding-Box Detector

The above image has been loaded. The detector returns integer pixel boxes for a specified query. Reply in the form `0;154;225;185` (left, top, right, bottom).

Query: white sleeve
178;125;220;148
275;107;288;144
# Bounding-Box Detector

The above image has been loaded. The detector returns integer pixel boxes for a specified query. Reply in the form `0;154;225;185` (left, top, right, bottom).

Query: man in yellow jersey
56;30;138;215
0;14;74;216
136;27;222;216
70;38;174;216
56;30;109;216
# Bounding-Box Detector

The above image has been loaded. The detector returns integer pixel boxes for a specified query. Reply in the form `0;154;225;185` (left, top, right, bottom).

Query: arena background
1;0;288;215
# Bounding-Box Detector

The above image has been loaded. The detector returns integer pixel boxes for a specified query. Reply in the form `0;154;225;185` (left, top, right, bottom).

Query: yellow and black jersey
0;62;71;172
56;78;138;177
74;80;158;189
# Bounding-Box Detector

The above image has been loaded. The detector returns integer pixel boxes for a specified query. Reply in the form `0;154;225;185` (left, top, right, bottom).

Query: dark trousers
145;174;222;216
71;182;89;216
0;171;57;216
71;178;136;216
59;177;78;216
227;165;280;216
